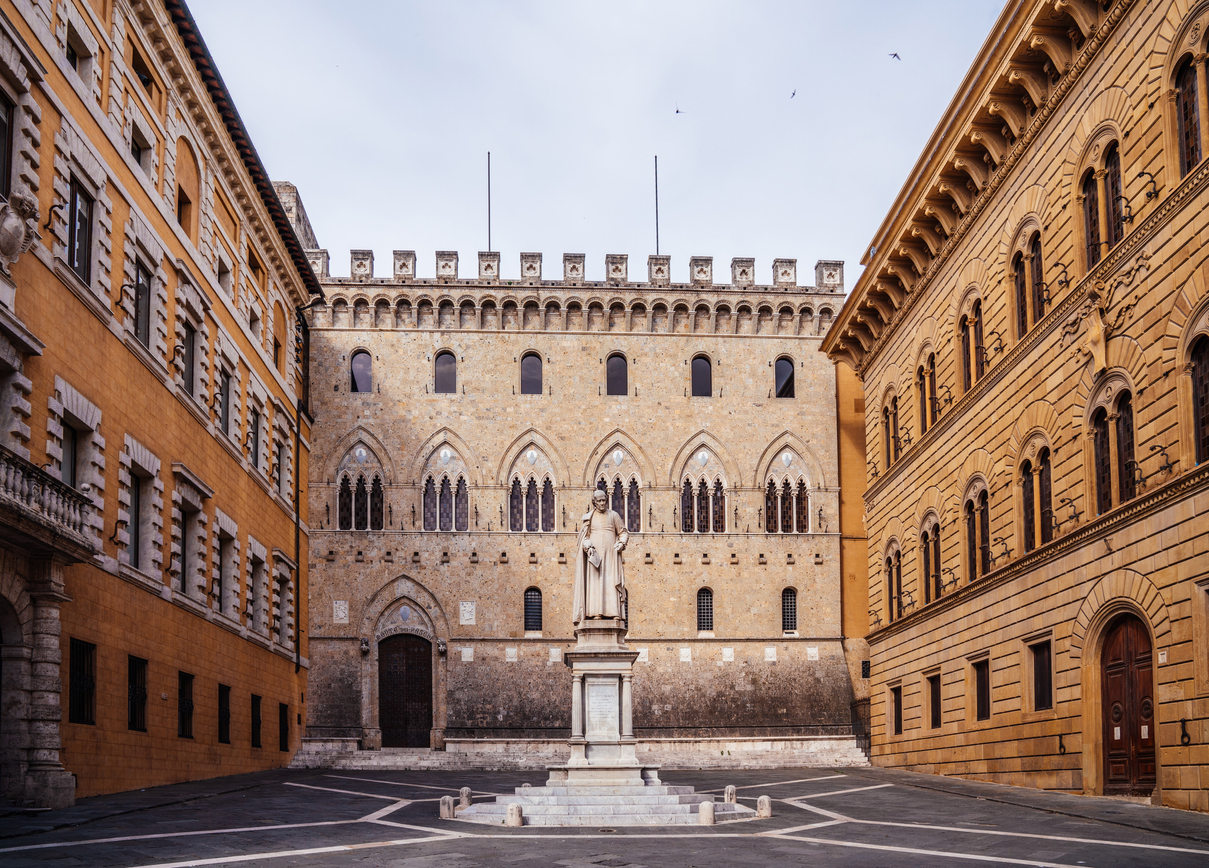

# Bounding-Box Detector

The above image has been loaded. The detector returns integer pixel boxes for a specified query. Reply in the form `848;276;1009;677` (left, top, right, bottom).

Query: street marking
284;782;401;800
126;835;460;868
783;798;850;821
792;784;893;799
767;833;1085;867
369;819;475;836
857;819;1209;855
0;821;359;854
359;799;410;821
323;774;499;795
697;774;846;793
761;820;847;835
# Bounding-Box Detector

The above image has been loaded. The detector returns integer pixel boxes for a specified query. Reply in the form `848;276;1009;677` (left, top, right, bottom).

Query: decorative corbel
1028;33;1073;76
952;156;988;190
988;100;1027;139
1055;0;1098;39
938;180;973;214
924;203;956;236
1008;66;1050;112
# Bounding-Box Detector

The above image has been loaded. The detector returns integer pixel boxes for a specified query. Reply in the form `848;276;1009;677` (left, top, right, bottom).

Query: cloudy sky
189;0;1005;286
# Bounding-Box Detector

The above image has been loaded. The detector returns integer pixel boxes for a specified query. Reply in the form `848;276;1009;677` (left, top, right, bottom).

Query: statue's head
591;490;608;512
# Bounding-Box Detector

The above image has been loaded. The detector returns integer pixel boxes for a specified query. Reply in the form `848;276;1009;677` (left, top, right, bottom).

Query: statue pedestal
545;618;661;787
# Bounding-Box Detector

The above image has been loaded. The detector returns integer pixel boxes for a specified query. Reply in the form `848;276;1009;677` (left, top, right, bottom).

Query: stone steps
456;791;757;826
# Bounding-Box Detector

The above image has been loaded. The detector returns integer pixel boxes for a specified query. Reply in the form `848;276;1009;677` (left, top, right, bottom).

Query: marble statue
572;489;628;625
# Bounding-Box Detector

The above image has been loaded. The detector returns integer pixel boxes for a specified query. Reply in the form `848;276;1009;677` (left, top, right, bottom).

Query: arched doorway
378;634;432;748
1101;613;1156;796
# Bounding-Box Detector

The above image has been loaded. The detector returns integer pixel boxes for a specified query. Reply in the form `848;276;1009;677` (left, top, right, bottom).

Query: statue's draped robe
572;508;628;624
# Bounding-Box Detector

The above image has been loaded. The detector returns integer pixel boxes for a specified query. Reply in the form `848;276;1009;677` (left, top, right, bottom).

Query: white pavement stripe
768;833;1085;867
369;820;476;837
762;820;847;835
859;820;1209;855
0;821;359;854
126;835;459;868
794;784;893;799
284;782;401;800
783;798;850;821
324;775;498;795
359;799;410;821
698;774;846;793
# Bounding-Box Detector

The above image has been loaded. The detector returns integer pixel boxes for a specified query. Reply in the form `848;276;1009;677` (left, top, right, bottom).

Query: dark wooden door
1102;614;1156;795
379;635;432;748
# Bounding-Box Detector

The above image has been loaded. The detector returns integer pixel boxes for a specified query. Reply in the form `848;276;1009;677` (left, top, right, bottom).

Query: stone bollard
506;803;524;826
757;795;772;818
459;787;472;810
699;800;715;825
521;782;531;790
724;785;737;804
439;795;455;819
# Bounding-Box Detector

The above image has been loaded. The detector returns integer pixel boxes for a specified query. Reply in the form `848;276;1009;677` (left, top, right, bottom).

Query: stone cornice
867;462;1209;645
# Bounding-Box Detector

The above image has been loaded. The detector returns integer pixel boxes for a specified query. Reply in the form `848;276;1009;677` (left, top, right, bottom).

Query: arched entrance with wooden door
1101;613;1156;796
378;634;432;748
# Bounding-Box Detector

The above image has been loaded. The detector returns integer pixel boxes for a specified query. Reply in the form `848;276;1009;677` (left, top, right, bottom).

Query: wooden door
1101;614;1156;795
378;635;432;748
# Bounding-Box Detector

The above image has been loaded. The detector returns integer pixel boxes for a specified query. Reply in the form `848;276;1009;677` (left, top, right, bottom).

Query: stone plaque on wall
333;600;348;624
459;602;475;625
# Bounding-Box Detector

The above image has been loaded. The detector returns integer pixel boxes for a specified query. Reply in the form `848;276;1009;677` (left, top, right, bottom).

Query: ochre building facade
0;1;320;806
825;0;1209;811
298;248;869;756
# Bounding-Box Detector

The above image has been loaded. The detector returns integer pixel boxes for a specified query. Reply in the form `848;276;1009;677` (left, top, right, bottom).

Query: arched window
1083;169;1102;267
1176;57;1202;177
1116;391;1136;503
628;479;642;533
775;357;795;398
1039;448;1054;544
696;480;709;533
890;396;900;460
712;480;725;533
1093;407;1112;515
423;477;437;530
338;475;352;530
606;354;627;395
350;351;372;392
1030;233;1045;322
965;500;977;580
524;588;542;632
780;480;792;533
354;475;368;530
1104;144;1124;249
1013;252;1028;339
781;588;797;633
509;478;523;531
682;480;694;532
1193;335;1209;463
917;365;928;435
921;528;932;604
796;482;809;533
765;480;777;533
370;476;384;531
434;350;456;393
525;478;539;532
1021;460;1035;554
885;549;902;622
921;522;941;603
542;479;555;532
611;478;625;517
960;315;973;392
455;478;468;532
927;354;938;425
972;301;985;379
439;477;453;531
691;356;712;397
520;353;542;395
978;492;991;575
696;587;713;632
882;406;893;466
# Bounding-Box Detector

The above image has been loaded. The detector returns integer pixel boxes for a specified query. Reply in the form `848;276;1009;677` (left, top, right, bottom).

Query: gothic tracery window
423;477;437;530
370;475;384;530
354;475;368;530
338;475;352;530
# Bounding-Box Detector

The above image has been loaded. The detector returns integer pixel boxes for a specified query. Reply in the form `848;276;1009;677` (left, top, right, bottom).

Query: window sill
117;563;165;595
54;258;111;325
782;631;799;638
175;386;211;430
697;631;715;639
122;331;172;387
524;631;543;639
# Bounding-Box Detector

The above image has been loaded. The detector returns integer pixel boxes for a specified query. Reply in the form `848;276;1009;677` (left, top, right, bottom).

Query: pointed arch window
628;479;642;533
696;480;709;533
350;351;372;392
423;477;437;530
455;478;468;531
612;478;625;518
781;588;797;633
1105;144;1124;249
542;479;556;532
520;353;542;394
434;351;456;393
765;480;777;533
1083;169;1102;267
370;476;384;530
696;587;713;632
510;478;523;531
796;482;809;533
525;478;539;532
354;475;368;530
439;478;453;531
780;481;793;533
1176;57;1202;177
1193;335;1209;464
712;480;725;533
338;476;352;530
682;480;695;532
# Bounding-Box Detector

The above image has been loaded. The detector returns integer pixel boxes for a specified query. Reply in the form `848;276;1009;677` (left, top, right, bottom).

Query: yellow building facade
0;0;320;807
825;0;1209;811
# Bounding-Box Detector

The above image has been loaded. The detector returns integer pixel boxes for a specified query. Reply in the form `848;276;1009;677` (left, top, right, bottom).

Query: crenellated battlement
306;250;845;295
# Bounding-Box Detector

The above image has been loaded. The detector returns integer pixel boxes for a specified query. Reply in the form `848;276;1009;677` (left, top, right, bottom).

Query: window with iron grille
627;479;641;533
682;480;694;532
178;672;194;738
509;478;522;531
526;478;539;531
712;481;725;533
524;588;542;632
338;475;353;530
251;694;262;748
218;684;231;744
781;588;797;633
128;655;147;732
279;702;289;752
696;480;708;533
973;659;991;721
69;638;96;725
354;475;368;530
439;477;453;531
1031;641;1052;712
696;587;713;632
420;476;435;530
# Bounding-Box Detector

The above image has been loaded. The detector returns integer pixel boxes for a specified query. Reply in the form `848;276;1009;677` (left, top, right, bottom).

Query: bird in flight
675;102;684;114
890;52;901;60
790;89;796;98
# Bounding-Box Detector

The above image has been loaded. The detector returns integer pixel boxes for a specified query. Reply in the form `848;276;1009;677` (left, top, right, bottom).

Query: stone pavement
1;766;1207;867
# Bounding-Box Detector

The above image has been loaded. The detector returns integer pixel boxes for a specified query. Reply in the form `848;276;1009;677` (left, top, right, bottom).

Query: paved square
1;768;1207;867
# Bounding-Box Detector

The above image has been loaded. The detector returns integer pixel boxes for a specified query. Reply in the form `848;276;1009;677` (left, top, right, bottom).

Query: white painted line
359;799;410;821
761;820;847;835
126;835;460;868
698;774;846;793
368;819;475;837
0;821;359;854
767;833;1084;867
783;798;849;821
284;782;401;801
858;819;1209;856
794;784;893;799
324;774;498;795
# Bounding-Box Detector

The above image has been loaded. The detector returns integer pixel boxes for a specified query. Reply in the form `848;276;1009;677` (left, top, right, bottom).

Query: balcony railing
0;443;96;550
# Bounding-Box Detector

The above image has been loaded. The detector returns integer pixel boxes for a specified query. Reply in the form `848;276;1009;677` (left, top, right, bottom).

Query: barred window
338;475;352;530
612;478;626;519
696;587;713;632
627;479;641;533
781;588;797;632
128;655;148;732
69;638;96;725
542;479;556;532
795;482;809;533
682;479;694;532
696;480;709;533
780;480;792;533
524;587;542;632
526;478;539;532
711;480;725;533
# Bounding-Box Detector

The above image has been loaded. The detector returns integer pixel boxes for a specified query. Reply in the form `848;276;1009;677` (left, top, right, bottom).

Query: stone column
620;673;633;738
571;672;584;739
24;556;74;808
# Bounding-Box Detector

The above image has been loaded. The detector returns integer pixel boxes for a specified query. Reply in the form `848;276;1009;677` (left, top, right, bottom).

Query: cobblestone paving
1;767;1207;867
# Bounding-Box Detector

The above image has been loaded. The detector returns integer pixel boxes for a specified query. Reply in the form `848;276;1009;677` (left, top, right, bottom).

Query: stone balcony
0;443;97;561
